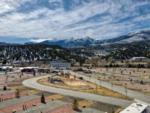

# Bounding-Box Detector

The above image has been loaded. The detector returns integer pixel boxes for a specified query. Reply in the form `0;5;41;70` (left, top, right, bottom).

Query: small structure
120;102;150;113
48;76;63;84
50;60;71;70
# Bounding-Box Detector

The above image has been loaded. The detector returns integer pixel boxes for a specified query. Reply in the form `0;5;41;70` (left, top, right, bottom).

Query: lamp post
125;86;128;96
111;82;113;90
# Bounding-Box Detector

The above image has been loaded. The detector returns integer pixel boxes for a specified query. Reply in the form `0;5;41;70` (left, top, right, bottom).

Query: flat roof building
50;60;71;70
129;57;150;62
120;102;150;113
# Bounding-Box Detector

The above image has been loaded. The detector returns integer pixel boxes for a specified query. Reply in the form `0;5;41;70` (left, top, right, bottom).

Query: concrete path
22;75;132;108
76;72;150;104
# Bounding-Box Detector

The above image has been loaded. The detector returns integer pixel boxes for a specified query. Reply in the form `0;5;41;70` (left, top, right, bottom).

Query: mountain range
38;37;95;48
0;30;150;48
38;30;150;48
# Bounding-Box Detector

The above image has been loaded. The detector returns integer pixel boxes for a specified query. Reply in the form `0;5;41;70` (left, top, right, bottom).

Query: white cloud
0;0;150;41
30;38;49;42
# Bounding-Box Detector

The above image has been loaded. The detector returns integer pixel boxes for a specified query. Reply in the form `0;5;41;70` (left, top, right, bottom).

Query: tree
33;70;36;77
41;93;46;104
147;62;150;68
3;86;7;91
15;89;20;98
73;99;79;111
2;59;7;65
140;80;144;85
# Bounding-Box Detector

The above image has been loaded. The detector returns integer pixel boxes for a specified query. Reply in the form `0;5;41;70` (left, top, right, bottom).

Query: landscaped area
37;73;129;100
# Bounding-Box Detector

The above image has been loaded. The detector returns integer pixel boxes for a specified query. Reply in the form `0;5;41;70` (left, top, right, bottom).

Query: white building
94;50;109;56
130;57;150;62
0;66;13;71
50;60;71;70
120;102;150;113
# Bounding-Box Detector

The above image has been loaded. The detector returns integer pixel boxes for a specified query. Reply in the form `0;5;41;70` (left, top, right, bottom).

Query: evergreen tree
3;86;7;91
73;99;79;111
41;93;46;104
16;89;20;98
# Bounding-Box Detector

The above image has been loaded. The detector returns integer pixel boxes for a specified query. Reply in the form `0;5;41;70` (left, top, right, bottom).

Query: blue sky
0;0;150;43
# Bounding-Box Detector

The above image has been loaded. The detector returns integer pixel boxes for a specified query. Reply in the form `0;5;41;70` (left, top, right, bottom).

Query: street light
111;82;113;90
125;86;128;96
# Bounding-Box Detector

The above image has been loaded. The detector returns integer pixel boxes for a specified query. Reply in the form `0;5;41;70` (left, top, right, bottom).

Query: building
120;102;150;113
129;57;150;62
50;60;71;70
0;66;13;72
20;67;38;76
94;50;109;56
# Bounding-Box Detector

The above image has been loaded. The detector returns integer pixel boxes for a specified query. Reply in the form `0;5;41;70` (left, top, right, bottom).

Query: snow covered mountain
39;30;150;48
100;30;150;44
39;37;96;48
0;30;149;48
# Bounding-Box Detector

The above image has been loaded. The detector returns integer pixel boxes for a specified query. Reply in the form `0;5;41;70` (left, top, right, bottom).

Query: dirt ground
93;67;150;94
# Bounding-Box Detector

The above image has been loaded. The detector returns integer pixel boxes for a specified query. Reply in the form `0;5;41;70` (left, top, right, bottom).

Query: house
50;60;71;70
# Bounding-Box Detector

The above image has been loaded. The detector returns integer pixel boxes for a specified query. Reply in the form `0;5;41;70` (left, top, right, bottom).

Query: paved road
22;75;132;107
75;72;150;104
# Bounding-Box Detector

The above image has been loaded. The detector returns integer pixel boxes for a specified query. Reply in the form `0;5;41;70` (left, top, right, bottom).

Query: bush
3;86;7;91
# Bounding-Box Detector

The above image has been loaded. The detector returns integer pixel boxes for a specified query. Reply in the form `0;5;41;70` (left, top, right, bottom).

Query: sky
0;0;150;43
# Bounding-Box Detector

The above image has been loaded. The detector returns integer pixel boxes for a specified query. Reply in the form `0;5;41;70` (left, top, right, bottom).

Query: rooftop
120;103;149;113
50;60;70;63
17;100;72;113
